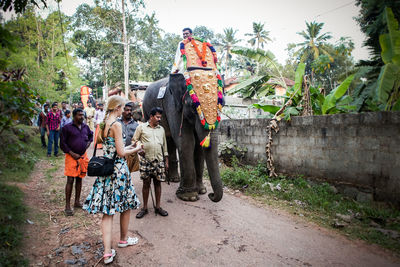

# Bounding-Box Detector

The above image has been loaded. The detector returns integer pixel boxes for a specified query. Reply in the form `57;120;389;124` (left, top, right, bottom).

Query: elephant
142;73;223;202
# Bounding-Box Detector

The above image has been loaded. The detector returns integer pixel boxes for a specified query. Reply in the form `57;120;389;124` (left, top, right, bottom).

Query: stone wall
218;112;400;205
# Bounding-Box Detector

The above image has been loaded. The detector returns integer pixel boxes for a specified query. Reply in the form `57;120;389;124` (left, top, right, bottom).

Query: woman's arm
112;123;141;157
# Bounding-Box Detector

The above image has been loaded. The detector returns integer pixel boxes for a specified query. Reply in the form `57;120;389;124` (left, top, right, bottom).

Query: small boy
61;110;72;128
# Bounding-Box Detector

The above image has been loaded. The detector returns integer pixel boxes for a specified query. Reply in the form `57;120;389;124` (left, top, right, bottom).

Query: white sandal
103;249;116;264
118;236;139;247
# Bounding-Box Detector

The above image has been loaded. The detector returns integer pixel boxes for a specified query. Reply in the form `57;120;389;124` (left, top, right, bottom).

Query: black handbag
87;121;118;177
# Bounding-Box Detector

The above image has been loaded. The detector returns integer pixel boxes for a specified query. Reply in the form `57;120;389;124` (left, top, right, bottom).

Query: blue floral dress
84;136;140;215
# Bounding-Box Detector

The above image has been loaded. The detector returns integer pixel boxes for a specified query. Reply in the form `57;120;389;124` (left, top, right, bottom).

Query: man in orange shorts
60;108;93;216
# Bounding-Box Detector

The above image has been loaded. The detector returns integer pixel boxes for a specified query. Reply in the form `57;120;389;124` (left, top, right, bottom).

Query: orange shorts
64;152;89;178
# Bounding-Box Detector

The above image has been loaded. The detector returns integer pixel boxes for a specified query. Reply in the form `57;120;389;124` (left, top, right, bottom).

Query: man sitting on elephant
171;27;193;74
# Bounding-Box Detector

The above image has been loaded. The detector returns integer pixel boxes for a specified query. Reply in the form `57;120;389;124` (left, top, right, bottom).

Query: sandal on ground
64;209;74;216
136;209;148;219
155;207;168;216
118;236;139;248
103;249;116;264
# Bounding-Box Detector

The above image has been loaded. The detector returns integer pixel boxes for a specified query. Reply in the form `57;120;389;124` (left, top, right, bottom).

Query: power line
314;1;355;19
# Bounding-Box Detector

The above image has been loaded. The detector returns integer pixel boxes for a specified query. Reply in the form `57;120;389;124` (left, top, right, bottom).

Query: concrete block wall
218;112;400;205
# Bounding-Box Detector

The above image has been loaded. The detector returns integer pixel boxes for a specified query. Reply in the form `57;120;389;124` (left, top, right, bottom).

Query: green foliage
245;22;271;49
71;2;178;85
252;103;280;114
193;26;215;42
1;8;84;102
375;7;400;110
0;184;28;267
250;64;356;119
293;62;305;96
0;0;47;13
295;21;333;65
0;126;44;182
352;0;400;111
218;141;248;166
215;28;241;75
228;75;272;99
230;47;286;100
0;74;43;133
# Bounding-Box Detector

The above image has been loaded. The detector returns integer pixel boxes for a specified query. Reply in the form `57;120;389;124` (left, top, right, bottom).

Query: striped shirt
46;111;61;131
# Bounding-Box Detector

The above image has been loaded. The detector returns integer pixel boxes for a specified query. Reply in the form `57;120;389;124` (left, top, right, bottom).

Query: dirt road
22;157;400;266
115;174;400;267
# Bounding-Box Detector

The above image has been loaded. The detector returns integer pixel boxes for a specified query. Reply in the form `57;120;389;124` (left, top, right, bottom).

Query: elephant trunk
204;132;223;202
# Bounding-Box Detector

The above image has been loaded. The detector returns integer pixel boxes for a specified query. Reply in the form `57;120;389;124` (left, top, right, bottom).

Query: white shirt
95;109;105;125
171;42;185;74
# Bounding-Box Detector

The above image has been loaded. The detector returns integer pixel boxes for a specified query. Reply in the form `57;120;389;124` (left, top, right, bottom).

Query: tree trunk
121;0;130;98
225;47;230;77
103;59;108;102
51;17;55;74
34;15;41;67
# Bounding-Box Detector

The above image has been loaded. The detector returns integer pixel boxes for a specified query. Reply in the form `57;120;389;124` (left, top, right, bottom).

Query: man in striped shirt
46;102;61;157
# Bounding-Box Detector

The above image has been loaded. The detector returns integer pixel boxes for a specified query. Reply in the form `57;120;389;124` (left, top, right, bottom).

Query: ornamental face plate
189;69;218;125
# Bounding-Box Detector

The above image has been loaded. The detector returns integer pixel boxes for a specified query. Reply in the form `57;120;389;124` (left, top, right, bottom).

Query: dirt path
21;155;400;266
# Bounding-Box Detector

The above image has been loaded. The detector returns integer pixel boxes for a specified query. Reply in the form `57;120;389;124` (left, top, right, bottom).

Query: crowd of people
37;100;105;157
39;96;169;264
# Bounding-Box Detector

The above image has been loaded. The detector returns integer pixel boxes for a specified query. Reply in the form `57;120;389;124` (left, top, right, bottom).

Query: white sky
9;0;370;64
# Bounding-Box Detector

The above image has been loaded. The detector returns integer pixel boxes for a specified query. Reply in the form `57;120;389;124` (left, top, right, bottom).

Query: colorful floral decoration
180;37;224;148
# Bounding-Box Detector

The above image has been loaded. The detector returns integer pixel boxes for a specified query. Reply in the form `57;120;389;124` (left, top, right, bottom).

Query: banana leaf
376;63;400;103
330;74;355;99
293;63;305;96
227;75;266;95
381;7;400;65
284;106;301;121
252;103;280;114
231;46;276;66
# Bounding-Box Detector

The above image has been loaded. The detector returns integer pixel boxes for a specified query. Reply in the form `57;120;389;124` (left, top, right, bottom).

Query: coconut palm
245;22;272;49
295;21;333;63
217;27;241;76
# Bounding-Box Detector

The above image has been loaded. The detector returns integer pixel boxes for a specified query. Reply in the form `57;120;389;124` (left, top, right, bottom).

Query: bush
0;184;28;266
0;70;43;134
218;140;248;166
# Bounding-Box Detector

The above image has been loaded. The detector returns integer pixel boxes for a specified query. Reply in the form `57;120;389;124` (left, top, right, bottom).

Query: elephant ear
168;74;185;112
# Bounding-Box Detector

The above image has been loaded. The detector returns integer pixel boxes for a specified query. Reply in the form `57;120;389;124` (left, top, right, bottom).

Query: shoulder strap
106;120;118;137
92;120;118;158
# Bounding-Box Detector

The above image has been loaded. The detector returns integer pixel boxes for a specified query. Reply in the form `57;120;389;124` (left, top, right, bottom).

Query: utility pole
121;0;129;99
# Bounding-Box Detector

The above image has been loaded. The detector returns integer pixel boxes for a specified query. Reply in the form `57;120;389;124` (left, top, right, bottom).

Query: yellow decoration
189;69;219;125
200;133;211;148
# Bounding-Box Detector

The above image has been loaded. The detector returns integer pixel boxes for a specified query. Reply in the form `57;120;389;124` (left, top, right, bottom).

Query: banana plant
251;63;356;119
376;7;400;111
228;47;287;99
320;74;356;114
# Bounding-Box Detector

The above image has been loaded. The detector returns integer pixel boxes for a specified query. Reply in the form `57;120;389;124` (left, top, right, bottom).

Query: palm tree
217;28;241;76
245;22;272;49
295;21;333;63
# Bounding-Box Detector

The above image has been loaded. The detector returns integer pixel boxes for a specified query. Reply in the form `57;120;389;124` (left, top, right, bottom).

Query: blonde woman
83;95;141;264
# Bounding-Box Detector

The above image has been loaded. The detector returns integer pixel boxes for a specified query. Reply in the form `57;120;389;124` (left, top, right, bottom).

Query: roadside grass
220;159;400;255
0;125;52;266
0;125;45;183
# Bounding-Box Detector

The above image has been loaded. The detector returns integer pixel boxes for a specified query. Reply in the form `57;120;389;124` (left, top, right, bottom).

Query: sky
43;0;369;64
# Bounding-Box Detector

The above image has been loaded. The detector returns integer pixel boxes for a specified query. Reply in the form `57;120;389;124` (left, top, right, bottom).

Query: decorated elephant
142;70;224;202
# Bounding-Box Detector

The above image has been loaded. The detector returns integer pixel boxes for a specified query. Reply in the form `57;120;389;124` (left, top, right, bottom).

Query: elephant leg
194;142;206;195
176;123;198;202
167;137;180;182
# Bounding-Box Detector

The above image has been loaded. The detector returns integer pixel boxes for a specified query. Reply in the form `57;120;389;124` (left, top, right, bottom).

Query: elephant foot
176;190;199;202
197;184;207;195
169;175;180;183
